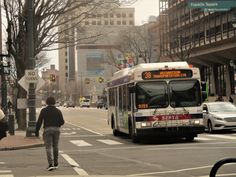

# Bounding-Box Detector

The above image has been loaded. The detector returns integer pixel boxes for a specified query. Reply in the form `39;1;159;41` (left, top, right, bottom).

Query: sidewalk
0;130;44;151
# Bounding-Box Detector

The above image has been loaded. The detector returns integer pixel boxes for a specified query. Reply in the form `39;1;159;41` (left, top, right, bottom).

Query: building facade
58;6;135;104
159;0;236;98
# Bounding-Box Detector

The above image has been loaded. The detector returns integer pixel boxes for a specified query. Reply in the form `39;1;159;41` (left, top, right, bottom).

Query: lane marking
97;139;123;145
206;134;236;140
0;162;6;165
0;170;11;173
128;165;213;176
65;121;104;136
61;153;88;176
0;175;14;177
196;137;214;141
70;140;92;147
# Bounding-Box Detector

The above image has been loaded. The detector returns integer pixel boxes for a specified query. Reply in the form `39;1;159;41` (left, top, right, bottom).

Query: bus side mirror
129;86;135;93
202;91;207;102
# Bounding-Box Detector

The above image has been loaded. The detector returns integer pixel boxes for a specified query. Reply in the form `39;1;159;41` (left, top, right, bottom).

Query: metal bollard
8;114;15;135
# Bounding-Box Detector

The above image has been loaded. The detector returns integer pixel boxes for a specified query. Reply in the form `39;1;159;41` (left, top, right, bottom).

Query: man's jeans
43;127;60;166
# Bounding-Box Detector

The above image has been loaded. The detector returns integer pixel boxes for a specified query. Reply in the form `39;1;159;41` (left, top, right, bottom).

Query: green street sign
188;0;236;11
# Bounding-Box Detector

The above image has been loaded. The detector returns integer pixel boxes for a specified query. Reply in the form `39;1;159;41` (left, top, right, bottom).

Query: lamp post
26;0;36;137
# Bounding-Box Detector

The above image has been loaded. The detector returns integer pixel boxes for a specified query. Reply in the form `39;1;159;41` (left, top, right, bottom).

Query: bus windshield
136;80;201;109
136;81;168;109
170;80;201;107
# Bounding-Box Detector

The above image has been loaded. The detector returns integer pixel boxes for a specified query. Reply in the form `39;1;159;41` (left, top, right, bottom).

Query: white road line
0;170;11;173
0;162;6;165
0;175;14;177
66;121;104;136
206;134;236;140
70;140;92;147
196;137;214;141
97;139;123;145
61;153;88;176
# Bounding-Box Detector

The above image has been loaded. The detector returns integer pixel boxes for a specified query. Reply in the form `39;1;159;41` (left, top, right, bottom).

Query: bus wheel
113;129;120;136
185;135;195;142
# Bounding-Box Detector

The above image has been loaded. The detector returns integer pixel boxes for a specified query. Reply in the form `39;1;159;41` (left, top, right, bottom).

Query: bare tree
105;25;155;70
2;0;124;129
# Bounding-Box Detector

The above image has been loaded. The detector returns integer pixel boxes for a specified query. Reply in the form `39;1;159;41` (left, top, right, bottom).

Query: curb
0;142;44;151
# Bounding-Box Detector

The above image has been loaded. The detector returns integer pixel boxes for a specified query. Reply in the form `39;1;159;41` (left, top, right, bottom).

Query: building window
116;13;121;18
129;13;133;18
104;20;109;25
122;13;126;18
129;20;134;25
85;21;89;25
92;21;96;25
104;13;108;18
117;21;121;25
65;51;67;56
110;13;114;18
110;21;114;25
65;73;68;77
97;21;101;25
122;20;126;25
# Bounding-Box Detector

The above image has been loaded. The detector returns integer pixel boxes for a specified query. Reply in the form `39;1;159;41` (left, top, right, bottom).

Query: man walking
35;96;64;171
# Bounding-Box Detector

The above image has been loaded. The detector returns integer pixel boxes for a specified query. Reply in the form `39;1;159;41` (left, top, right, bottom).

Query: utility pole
26;0;36;137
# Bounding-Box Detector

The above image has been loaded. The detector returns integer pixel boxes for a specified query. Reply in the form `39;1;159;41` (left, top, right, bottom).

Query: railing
209;158;236;177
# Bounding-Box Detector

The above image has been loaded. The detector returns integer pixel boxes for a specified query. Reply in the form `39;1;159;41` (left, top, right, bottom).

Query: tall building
159;0;236;97
58;6;135;104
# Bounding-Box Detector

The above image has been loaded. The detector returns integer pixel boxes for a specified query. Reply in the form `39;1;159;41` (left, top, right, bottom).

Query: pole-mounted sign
25;70;38;83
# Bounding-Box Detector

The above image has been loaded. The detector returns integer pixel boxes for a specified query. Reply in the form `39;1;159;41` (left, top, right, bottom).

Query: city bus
107;62;206;142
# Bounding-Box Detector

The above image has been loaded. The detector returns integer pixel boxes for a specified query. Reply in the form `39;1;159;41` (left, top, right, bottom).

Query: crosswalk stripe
70;140;92;146
97;139;123;145
196;137;213;141
206;134;236;140
0;170;11;173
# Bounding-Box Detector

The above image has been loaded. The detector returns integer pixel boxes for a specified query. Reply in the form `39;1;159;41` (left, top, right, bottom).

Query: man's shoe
47;165;54;171
54;163;58;169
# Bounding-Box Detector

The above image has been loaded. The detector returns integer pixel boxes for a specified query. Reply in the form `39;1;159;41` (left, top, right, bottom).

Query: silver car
202;102;236;133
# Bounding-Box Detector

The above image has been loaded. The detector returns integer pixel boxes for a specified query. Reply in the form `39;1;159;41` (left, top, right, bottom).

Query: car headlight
214;116;223;121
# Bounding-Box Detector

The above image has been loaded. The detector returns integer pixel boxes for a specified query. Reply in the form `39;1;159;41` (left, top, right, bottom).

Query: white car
80;99;90;108
202;102;236;133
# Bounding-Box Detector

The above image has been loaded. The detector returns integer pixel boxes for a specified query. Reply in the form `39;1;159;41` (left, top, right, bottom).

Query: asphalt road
0;107;236;177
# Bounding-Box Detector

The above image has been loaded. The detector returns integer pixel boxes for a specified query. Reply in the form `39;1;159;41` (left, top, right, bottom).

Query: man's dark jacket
36;105;64;133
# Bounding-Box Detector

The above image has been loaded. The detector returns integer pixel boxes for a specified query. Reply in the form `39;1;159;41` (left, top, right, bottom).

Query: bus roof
108;61;198;87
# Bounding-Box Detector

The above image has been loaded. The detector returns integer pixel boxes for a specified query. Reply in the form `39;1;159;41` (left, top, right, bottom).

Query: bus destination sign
142;70;193;80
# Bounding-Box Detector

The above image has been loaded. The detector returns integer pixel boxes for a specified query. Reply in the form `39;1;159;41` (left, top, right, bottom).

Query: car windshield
208;103;236;112
136;81;168;109
169;80;201;107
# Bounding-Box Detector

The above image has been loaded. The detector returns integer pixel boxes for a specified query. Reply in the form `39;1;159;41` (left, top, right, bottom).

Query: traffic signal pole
26;0;36;137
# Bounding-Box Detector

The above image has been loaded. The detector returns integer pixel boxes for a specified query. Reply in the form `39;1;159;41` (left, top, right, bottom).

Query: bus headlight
141;122;152;127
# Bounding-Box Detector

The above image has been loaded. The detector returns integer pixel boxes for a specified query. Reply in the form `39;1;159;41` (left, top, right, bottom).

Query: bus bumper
136;126;205;138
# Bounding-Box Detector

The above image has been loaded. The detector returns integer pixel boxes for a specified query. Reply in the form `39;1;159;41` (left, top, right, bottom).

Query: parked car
202;102;236;133
80;99;90;108
64;101;75;108
97;100;104;109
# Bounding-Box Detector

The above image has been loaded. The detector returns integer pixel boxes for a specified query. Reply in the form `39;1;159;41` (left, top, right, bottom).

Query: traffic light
50;74;56;82
98;77;104;83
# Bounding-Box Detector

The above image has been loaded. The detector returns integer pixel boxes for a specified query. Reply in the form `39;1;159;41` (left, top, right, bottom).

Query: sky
46;0;159;69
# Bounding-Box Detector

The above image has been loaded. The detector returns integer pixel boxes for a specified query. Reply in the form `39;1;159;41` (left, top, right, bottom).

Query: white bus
107;62;206;142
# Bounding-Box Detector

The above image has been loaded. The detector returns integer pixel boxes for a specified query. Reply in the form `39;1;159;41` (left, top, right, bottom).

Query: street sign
18;75;45;92
25;70;38;83
188;0;236;11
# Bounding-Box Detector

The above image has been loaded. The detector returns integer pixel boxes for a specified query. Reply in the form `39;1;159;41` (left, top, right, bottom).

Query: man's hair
46;96;56;105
